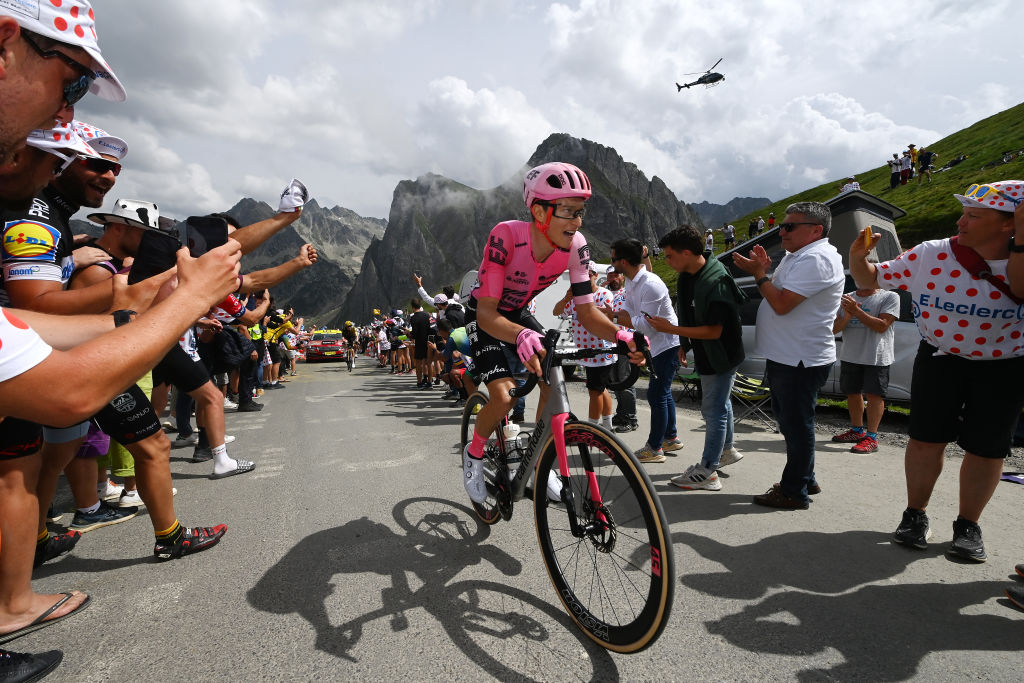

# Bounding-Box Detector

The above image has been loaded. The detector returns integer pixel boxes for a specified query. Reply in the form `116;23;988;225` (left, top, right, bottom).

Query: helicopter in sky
676;58;724;90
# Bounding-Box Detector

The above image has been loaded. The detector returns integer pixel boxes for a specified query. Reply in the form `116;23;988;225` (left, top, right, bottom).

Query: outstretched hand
849;227;879;262
176;238;242;304
298;243;318;267
644;314;673;333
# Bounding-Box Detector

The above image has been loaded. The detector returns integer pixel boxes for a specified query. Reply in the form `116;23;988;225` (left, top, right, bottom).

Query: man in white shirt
610;238;681;464
733;202;844;509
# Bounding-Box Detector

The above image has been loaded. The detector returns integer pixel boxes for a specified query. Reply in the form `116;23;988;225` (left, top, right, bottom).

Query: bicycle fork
550;413;610;538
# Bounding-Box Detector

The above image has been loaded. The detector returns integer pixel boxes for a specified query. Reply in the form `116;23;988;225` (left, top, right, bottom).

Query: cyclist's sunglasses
538;202;586;220
963;183;1022;206
779;221;820;232
82;157;121;176
20;31;95;107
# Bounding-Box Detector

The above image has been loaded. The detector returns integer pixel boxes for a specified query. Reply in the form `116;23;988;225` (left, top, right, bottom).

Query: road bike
459;329;674;654
346;344;355;372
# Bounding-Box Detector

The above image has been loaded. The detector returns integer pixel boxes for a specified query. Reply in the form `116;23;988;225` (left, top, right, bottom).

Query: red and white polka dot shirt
0;309;52;383
565;287;615;368
877;239;1023;359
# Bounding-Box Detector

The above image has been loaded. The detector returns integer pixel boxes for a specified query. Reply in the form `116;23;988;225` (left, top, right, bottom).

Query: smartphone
181;215;229;257
127;229;180;284
642;311;654;318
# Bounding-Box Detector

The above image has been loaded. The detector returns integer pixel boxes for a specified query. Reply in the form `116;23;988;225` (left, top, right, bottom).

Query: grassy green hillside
717;100;1024;251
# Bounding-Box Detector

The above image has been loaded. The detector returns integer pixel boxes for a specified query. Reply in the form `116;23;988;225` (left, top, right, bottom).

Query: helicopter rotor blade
708;57;723;71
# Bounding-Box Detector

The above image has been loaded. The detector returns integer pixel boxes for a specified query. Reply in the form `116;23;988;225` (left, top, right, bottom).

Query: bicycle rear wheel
459;390;501;524
534;422;674;653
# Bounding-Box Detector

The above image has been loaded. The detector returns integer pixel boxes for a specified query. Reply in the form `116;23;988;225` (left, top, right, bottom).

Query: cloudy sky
76;0;1021;222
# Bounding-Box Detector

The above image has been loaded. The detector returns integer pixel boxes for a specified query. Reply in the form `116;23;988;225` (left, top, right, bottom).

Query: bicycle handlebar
509;329;655;399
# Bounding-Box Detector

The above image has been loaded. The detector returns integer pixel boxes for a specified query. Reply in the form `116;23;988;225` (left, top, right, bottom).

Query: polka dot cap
3;0;126;101
953;180;1023;213
25;121;99;159
71;120;127;160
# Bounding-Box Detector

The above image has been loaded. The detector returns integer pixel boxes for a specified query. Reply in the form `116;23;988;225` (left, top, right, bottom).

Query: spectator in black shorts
409;298;433;388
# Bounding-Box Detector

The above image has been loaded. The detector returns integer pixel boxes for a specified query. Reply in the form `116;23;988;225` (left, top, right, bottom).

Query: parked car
718;191;917;402
305;329;345;362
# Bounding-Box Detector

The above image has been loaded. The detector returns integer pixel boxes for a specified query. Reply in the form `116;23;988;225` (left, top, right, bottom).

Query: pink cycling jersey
471;220;594;312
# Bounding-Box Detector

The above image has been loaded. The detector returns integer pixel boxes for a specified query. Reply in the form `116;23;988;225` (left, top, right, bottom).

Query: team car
304;329;346;362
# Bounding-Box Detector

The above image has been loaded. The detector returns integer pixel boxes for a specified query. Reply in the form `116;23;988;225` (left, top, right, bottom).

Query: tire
459;390;501;524
533;422;674;653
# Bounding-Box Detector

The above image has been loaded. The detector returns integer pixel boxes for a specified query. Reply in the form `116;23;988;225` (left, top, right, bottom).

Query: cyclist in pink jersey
462;162;643;503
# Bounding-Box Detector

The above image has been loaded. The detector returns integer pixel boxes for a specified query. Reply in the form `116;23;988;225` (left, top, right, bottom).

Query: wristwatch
112;309;136;327
755;276;771;287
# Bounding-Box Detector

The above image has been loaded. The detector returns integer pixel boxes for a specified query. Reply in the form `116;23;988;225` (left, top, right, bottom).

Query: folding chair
731;372;777;432
674;365;702;404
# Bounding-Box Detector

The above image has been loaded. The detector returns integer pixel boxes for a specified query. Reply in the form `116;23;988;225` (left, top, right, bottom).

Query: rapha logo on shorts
112;393;136;413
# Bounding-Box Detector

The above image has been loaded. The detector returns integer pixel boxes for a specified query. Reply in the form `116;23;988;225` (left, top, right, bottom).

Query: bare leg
125;433;176;531
957;453;1003;523
846;393;864;429
63;457;100;509
35;440;83;535
865;394;885;433
189;381;225;447
905;438;946;511
0;455;88;635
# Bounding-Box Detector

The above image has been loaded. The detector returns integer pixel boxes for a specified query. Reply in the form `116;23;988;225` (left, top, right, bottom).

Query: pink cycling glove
615;329;634;346
516;328;545;365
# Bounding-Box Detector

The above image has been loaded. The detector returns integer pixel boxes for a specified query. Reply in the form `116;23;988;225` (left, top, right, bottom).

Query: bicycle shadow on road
246;497;618;681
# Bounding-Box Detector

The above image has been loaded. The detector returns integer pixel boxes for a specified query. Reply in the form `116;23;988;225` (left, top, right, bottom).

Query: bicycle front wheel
534;422;674;653
459;390;501;524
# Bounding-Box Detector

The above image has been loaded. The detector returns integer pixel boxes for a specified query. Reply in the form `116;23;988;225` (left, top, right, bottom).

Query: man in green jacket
647;225;747;490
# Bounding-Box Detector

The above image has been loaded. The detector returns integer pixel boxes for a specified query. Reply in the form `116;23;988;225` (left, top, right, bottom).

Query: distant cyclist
462;162;643;503
342;320;357;361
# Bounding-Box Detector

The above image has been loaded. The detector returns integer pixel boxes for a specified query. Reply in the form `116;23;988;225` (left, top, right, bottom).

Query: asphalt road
28;357;1024;681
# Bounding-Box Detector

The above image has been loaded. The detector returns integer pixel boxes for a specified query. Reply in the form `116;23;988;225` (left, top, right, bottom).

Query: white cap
25;121;99;159
72;120;127;160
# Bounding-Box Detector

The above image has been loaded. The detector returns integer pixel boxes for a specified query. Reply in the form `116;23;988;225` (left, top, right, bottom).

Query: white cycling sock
212;444;235;474
601;415;613;429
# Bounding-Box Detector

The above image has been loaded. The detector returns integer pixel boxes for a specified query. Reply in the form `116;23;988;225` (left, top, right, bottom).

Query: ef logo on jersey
2;220;59;261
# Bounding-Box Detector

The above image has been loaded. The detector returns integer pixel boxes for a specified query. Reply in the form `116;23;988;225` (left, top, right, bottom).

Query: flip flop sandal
0;592;91;644
210;460;256;480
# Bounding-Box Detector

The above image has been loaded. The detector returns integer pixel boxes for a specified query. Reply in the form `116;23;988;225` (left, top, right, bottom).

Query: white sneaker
463;447;488;504
223;397;238;409
547;470;563;503
117;489;144;508
719;447;744;467
670;464;722;491
98;480;124;502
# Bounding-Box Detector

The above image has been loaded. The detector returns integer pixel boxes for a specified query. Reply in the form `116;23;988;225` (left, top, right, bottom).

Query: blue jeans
765;359;832;502
699;368;737;469
646;348;680;449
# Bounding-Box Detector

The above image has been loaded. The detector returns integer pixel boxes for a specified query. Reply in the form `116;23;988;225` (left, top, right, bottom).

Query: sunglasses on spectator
779;221;820;232
538;202;586;220
21;30;95;107
963;183;1022;206
82;157;121;176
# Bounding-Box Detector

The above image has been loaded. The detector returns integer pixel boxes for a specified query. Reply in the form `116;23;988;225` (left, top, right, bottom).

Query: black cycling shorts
91;383;162;445
464;303;542;385
268;341;282;364
584;363;614;392
0;417;42;461
839;361;889;398
908;341;1024;459
153;344;211;393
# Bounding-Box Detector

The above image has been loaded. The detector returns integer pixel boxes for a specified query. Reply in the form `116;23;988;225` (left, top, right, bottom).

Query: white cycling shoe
546;470;564;503
463;446;488;504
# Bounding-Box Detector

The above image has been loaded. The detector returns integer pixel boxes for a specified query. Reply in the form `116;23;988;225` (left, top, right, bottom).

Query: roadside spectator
830;286;900;453
721;222;736;249
704;229;715;253
747;218;758;241
767;212;775;231
600;266;638;432
839;176;860;193
756;215;765;234
917;148;938;184
899;150;913;185
732;201;845;509
409;298;433;388
648;226;747;491
907;144;918;179
850;179;1024;562
553;265;616;429
888;153;901;190
610;238;682;464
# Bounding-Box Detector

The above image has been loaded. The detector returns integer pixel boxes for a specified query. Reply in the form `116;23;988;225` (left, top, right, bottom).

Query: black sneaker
614;420;639;433
947;517;987;562
892;508;930;549
33;530;81;568
237;401;264;412
154;524;227;561
1007;584;1024;611
0;648;63;682
190;447;213;463
510;412;526;423
69;502;139;533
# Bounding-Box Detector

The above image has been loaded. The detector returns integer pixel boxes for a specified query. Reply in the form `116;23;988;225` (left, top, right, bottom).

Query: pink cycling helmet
523;162;592;210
